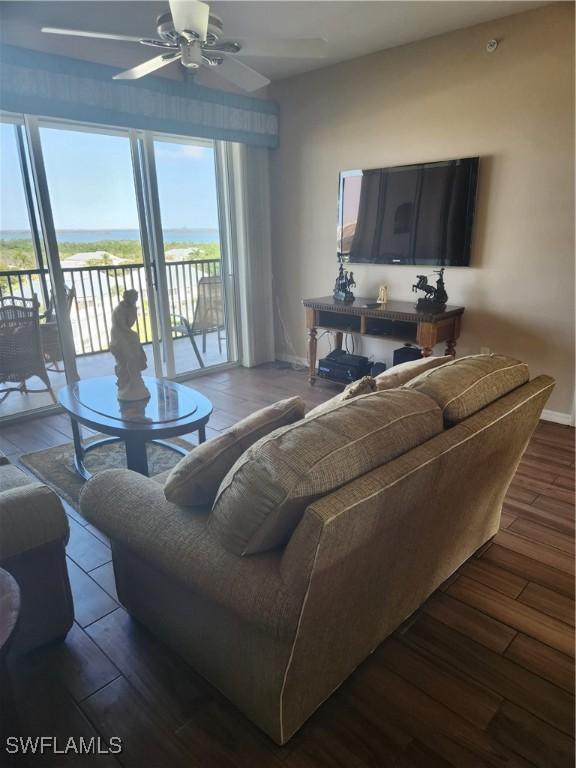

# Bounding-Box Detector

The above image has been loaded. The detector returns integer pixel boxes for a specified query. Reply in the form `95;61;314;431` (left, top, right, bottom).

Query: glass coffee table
58;376;213;479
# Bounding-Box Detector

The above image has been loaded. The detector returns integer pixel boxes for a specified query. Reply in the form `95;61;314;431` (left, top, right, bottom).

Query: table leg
335;331;343;351
198;425;206;444
445;339;457;357
308;327;318;384
417;322;436;360
125;435;149;476
71;419;84;464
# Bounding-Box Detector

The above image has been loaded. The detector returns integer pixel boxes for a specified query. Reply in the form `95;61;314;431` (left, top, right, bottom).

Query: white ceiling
0;0;550;89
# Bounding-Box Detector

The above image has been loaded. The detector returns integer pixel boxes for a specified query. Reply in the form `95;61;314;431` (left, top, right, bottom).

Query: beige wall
269;3;575;418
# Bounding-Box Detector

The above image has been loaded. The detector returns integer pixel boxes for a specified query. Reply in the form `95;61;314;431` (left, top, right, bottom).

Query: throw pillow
164;396;305;506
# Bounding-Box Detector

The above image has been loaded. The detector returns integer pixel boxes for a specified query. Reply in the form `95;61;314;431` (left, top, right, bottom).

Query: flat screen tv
338;157;479;266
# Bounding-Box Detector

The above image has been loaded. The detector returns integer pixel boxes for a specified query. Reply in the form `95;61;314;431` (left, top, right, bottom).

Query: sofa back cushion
208;389;443;556
404;354;530;426
164;397;305;506
375;355;453;390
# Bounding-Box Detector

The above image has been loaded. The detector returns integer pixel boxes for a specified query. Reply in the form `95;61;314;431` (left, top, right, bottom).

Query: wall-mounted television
338;157;479;266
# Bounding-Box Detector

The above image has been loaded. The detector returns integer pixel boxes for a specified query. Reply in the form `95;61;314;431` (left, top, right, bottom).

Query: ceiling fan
41;0;327;92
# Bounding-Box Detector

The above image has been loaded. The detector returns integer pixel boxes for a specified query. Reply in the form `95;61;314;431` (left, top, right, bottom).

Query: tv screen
338;157;479;266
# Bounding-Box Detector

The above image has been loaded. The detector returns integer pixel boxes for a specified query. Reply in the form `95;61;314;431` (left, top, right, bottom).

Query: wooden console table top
302;296;465;383
302;297;464;323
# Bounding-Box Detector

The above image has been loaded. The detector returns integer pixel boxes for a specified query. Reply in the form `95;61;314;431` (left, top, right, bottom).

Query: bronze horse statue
412;275;437;298
412;268;448;311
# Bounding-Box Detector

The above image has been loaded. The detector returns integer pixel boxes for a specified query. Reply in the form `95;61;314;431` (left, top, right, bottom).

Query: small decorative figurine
333;262;356;303
377;285;388;305
110;289;150;401
412;268;449;313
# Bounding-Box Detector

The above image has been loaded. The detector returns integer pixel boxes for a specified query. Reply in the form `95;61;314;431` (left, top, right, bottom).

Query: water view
1;228;219;243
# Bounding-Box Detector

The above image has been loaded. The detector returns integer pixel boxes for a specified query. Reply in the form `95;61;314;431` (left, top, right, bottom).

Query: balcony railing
0;259;221;357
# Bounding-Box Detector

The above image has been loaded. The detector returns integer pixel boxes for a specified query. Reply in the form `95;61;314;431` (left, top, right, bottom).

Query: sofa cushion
0;464;33;494
306;375;377;418
404;354;530;426
164;396;305;507
208;389;443;556
375;355;453;390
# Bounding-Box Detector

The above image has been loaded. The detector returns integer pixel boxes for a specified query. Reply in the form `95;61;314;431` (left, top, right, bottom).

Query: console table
303;297;465;383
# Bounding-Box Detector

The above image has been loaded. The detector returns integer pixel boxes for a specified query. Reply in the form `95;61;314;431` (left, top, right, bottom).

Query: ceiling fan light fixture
169;0;209;41
181;42;203;69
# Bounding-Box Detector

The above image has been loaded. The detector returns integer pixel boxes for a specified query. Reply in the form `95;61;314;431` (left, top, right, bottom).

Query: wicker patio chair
41;284;76;372
171;276;226;369
0;295;56;404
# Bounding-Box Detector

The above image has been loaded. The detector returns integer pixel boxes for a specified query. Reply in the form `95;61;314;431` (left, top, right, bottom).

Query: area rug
20;435;192;510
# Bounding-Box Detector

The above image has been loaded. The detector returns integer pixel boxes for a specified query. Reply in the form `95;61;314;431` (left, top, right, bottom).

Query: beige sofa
80;356;554;744
0;454;73;655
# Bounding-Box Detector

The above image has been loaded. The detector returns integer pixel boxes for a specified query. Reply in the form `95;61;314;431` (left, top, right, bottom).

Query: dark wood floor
2;364;575;768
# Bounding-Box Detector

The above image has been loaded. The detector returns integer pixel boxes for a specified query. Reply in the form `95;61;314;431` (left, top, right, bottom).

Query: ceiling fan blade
140;39;180;50
168;0;209;39
113;52;181;80
231;38;328;59
210;57;270;92
42;26;144;43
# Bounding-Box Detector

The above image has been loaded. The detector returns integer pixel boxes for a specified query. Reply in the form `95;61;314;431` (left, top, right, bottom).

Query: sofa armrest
0;483;69;562
80;469;311;638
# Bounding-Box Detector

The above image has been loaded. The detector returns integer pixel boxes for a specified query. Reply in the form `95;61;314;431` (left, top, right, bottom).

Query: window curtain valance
0;44;279;148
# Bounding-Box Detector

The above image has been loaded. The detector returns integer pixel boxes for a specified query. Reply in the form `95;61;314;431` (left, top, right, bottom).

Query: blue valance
0;44;279;148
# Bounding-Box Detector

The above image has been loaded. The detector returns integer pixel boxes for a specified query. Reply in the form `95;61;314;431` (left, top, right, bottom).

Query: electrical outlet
480;346;491;355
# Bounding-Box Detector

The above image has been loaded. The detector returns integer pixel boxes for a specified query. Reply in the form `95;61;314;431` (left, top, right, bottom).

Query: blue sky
0;123;219;231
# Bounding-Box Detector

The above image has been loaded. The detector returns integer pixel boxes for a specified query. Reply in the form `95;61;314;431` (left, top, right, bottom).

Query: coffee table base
71;421;204;480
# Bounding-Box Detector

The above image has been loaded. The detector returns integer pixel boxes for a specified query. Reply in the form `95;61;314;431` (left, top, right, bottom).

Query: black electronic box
317;350;371;384
393;343;422;366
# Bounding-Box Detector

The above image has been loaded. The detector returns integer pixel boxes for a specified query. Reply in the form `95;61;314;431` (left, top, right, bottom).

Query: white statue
110;289;150;401
377;285;389;305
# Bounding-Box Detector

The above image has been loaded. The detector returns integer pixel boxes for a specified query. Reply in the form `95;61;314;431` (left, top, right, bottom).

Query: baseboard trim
541;409;574;426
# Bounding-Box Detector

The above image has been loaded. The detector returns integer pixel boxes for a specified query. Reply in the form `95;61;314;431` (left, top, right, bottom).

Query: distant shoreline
0;228;220;244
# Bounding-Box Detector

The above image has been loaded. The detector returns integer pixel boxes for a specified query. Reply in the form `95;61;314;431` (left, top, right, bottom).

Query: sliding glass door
38;123;154;383
152;136;230;377
0;119;55;418
0;113;237;422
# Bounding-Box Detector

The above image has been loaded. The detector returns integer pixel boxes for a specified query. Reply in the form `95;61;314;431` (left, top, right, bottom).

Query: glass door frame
140;130;239;381
138;131;176;378
0;111;239;424
33;117;167;385
23;114;79;384
129;129;163;379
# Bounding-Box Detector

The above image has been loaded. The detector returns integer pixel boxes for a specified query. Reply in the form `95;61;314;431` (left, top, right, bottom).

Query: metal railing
0;259;222;357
